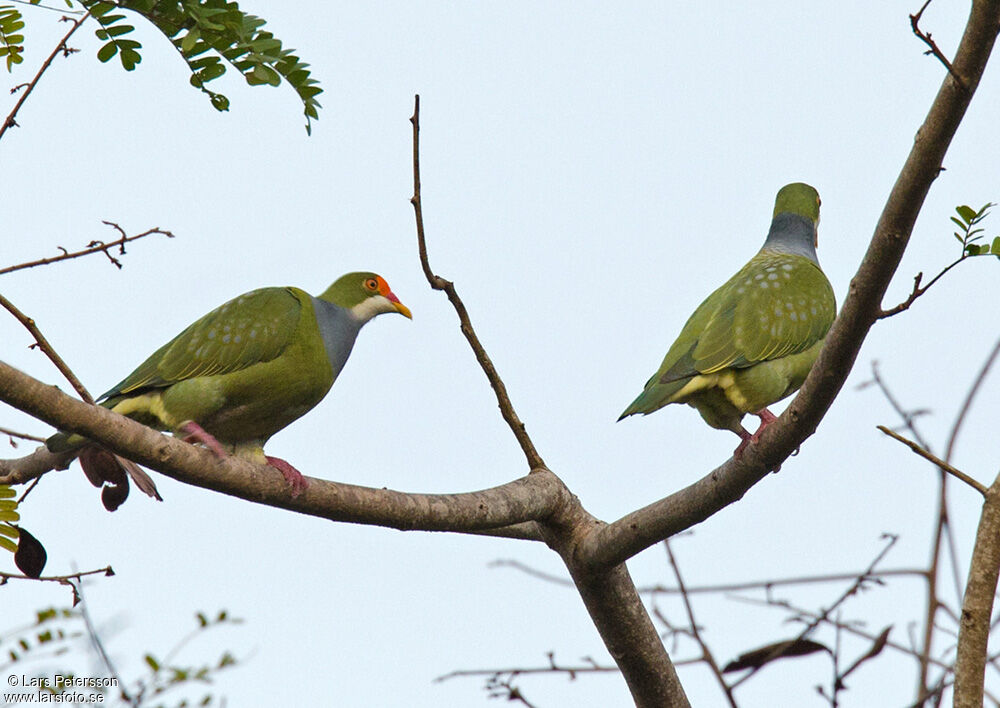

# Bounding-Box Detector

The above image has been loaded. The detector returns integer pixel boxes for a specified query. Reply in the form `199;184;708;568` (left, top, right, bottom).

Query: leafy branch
879;202;998;319
3;1;322;133
0;3;26;70
78;0;323;132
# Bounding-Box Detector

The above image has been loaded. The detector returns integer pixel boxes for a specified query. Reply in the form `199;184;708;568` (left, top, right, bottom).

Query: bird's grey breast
311;297;363;378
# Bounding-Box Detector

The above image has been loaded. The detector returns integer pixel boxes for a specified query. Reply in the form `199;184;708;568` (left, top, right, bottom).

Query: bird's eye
364;278;379;291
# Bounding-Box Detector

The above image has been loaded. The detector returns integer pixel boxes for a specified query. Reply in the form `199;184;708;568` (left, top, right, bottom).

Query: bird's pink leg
733;409;780;459
178;421;229;458
733;428;753;458
178;422;308;497
265;456;309;498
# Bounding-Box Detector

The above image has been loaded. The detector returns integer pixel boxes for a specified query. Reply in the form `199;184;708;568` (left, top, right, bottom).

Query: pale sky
2;2;999;706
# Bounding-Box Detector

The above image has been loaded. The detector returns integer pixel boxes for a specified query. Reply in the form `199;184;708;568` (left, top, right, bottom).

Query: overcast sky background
2;2;999;706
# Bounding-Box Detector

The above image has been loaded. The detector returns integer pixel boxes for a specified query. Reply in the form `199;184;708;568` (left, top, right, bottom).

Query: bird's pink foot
178;421;230;458
755;408;778;427
732;409;781;468
734;428;753;458
265;456;309;498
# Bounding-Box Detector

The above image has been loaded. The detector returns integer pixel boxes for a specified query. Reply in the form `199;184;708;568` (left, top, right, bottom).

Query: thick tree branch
574;0;1000;571
0;360;559;537
408;96;689;707
955;470;1000;707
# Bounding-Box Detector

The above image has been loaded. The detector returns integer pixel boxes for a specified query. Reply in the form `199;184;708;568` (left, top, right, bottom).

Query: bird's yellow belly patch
110;392;177;430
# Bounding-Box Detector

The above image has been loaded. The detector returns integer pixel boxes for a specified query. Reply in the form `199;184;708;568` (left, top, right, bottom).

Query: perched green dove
618;183;835;455
48;272;411;502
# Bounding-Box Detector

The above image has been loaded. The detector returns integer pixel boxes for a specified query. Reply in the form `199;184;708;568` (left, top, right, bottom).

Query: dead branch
0;223;174;277
409;96;544;471
0;13;88;142
910;0;968;89
877;425;988;495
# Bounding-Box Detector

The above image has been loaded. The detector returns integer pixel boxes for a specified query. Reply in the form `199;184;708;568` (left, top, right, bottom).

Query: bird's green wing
657;251;835;385
102;287;306;399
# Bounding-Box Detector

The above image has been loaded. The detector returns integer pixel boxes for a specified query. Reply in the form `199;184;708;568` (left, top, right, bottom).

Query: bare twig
0;292;93;402
863;361;964;699
731;592;954;672
729;534;898;689
435;652;620;684
491;558;930;594
664;540;738;707
6;0;84;14
945;335;1000;463
0;425;45;445
877;425;987;495
74;578;133;704
0;13;88;142
910;0;968;90
409;95;545;471
0;566;114;606
877;255;967;319
838;626;893;690
0;223;175;276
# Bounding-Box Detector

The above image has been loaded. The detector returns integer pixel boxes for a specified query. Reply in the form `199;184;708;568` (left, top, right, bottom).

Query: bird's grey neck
311;297;363;377
761;212;819;263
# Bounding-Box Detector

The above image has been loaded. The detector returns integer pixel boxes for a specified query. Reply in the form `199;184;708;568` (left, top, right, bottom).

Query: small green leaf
181;28;200;53
104;24;134;38
87;2;115;18
0;486;16;498
145;653;160;671
97;42;118;63
209;93;229;111
247;64;280;86
0;522;19;538
0;536;16;553
957;205;978;224
120;48;141;70
991;236;1000;255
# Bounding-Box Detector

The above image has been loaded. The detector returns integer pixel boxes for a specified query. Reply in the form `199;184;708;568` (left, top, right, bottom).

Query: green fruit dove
48;272;412;502
619;183;836;456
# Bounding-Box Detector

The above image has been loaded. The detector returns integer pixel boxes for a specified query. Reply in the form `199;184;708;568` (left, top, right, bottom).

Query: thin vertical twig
408;95;546;470
664;540;739;707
